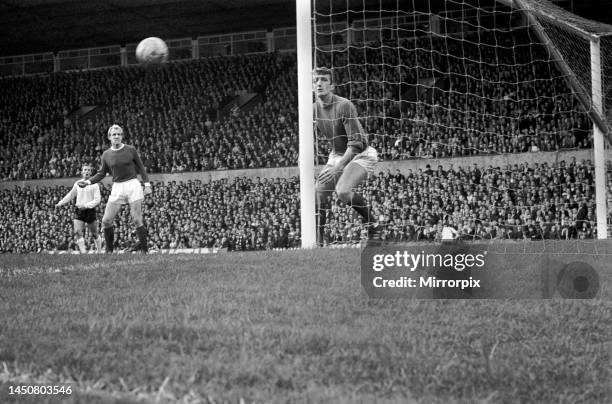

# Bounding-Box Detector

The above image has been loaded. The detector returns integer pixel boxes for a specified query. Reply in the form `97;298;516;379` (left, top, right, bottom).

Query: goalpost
296;0;317;248
297;0;612;247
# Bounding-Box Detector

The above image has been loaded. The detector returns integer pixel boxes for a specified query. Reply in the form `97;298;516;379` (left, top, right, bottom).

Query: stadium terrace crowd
1;29;593;181
1;158;611;253
321;30;592;161
0;53;299;180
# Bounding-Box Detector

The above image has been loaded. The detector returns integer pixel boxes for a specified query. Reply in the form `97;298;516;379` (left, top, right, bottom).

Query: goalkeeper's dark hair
313;67;334;84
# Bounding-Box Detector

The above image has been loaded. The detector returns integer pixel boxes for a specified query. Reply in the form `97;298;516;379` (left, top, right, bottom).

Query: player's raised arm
55;183;78;208
78;158;109;188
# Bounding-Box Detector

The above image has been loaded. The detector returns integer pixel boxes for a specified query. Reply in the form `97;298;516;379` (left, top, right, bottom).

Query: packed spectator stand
1;29;592;181
1;158;610;253
0;27;608;253
0;53;299;180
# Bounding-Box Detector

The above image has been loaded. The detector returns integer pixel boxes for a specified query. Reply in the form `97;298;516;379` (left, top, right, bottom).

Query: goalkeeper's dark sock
350;193;374;225
103;227;114;253
317;207;328;246
136;226;148;252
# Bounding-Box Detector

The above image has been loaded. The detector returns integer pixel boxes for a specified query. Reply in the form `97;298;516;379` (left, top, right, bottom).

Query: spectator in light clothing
441;223;459;243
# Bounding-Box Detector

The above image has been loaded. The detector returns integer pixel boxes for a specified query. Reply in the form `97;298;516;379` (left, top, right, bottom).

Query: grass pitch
0;249;611;404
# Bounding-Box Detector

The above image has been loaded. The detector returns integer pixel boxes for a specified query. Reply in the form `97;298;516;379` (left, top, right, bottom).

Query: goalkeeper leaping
78;124;151;253
313;67;380;244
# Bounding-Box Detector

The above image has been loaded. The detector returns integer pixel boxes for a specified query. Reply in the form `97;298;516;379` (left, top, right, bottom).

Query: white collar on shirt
110;144;125;151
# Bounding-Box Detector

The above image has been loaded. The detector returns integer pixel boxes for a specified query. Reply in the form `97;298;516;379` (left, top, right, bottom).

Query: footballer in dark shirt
78;124;151;253
313;67;380;244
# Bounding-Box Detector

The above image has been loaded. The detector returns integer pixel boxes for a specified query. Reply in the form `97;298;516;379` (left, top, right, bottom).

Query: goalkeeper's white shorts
108;178;144;204
326;146;378;175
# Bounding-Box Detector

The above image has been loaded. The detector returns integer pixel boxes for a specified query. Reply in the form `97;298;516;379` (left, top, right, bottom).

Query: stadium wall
0;149;593;190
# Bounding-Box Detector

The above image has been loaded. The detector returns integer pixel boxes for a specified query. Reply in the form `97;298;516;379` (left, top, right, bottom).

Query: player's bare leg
315;165;342;246
87;221;102;253
73;219;87;253
335;162;379;238
101;201;122;253
129;200;148;253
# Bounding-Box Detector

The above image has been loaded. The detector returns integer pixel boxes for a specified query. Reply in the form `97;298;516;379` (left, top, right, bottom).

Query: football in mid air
135;37;169;64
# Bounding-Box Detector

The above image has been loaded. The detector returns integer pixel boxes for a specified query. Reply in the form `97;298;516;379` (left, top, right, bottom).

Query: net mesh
311;0;610;245
608;142;612;238
524;0;612;131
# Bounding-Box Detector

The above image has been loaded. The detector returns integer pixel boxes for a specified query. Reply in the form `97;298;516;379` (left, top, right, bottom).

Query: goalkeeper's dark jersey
314;94;368;154
88;144;149;184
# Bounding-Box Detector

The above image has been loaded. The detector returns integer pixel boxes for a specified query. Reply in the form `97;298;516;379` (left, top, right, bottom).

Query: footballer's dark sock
136;226;148;252
103;227;114;253
350;193;374;225
317;207;327;245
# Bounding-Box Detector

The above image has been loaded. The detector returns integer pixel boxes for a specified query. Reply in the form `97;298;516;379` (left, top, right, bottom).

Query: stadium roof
1;0;610;58
0;0;296;57
0;0;503;57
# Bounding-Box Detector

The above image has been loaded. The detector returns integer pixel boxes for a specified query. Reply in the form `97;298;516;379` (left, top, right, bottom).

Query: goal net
305;0;612;246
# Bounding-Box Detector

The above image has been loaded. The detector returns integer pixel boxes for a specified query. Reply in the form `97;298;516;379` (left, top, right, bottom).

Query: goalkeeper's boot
126;242;148;254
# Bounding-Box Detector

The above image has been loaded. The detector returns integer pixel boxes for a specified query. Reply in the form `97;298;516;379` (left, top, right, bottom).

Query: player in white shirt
55;163;103;253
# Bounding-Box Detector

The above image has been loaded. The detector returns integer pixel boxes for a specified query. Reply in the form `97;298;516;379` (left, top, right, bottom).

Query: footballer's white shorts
108;178;144;204
326;146;378;176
